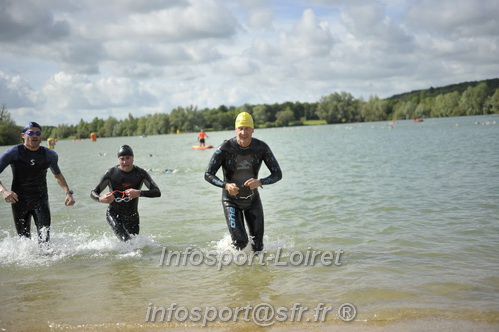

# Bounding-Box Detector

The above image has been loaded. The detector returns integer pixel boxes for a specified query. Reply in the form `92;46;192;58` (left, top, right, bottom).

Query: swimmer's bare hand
65;193;75;206
2;190;18;204
99;192;115;204
225;183;239;196
244;178;262;190
125;189;141;199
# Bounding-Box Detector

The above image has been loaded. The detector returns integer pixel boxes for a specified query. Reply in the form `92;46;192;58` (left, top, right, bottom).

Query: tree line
1;79;498;145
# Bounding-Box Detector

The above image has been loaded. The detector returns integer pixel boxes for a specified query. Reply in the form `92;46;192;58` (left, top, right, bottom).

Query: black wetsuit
0;144;61;242
205;137;282;251
90;165;161;241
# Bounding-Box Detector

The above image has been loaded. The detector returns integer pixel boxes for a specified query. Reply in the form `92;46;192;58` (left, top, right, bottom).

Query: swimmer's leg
122;214;140;237
12;202;32;239
244;199;264;252
33;200;51;243
222;201;248;250
106;211;131;242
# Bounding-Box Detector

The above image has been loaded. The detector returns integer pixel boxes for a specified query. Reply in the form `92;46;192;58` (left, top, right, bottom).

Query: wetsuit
0;144;61;242
205;137;282;251
90;165;161;241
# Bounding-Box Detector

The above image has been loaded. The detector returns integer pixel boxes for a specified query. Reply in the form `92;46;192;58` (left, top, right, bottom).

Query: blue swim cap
22;121;42;132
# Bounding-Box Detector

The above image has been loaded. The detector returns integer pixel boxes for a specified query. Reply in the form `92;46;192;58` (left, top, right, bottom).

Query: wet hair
117;145;134;157
22;121;42;132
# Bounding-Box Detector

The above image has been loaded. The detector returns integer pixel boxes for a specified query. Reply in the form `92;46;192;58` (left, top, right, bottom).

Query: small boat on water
413;119;424;122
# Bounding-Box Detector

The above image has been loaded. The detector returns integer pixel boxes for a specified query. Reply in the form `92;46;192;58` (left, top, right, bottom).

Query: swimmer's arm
54;173;75;206
137;175;161;198
0;149;19;202
90;172;111;202
204;149;226;189
259;147;282;185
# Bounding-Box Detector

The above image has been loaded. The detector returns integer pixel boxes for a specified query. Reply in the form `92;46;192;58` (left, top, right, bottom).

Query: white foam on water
0;229;158;267
209;233;295;253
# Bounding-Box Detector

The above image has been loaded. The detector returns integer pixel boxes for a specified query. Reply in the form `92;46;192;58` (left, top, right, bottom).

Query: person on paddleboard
198;129;208;147
90;145;161;241
204;112;282;252
0;121;76;243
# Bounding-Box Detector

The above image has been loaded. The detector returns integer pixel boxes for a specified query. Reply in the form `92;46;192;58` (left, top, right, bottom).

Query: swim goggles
112;190;131;203
24;131;42;136
236;186;254;200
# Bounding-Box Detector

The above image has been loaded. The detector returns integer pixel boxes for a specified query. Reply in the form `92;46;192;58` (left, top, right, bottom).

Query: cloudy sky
1;0;498;127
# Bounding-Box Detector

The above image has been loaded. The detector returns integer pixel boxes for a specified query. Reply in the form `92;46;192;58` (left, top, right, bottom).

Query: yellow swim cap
235;112;254;128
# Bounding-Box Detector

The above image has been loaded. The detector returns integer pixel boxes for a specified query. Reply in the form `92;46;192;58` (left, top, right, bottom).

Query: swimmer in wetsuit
205;112;282;251
90;145;161;241
0;121;75;243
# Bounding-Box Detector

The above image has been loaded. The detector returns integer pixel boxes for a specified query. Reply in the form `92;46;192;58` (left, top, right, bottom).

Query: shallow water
1;115;498;331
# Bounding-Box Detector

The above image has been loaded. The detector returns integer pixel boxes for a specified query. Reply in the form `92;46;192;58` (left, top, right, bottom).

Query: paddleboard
192;145;213;150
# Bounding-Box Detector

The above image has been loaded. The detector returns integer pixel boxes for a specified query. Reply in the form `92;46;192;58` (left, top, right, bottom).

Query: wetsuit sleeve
259;143;282;185
90;170;112;202
0;146;18;174
46;149;62;175
139;169;161;198
204;146;226;188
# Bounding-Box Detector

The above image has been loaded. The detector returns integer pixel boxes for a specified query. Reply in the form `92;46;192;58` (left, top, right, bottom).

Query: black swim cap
117;145;134;157
22;121;42;132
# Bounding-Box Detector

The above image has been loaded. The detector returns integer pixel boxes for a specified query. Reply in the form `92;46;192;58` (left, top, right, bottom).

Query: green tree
76;118;90;139
182;105;200;132
413;102;430;119
432;91;460;117
144;113;169;135
169;107;187;133
90;117;104;136
392;101;417;120
252;104;269;126
484;88;499;114
201;108;220;130
316;91;357;124
360;96;388;122
275;107;295;126
459;82;489;115
136;116;147;135
103;116;119;137
121;113;137;136
0;104;22;145
217;111;235;130
53;124;73;139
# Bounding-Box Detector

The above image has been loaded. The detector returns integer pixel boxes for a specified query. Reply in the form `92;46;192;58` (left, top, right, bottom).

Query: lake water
1;115;498;331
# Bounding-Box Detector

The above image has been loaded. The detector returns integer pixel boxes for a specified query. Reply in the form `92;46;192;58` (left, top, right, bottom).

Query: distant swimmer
0;121;75;243
198;129;208;147
204;112;282;252
90;145;161;241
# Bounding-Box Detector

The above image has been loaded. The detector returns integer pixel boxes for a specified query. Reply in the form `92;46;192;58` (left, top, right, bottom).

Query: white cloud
405;0;499;38
0;72;42;108
279;9;334;58
0;0;71;43
101;1;238;42
0;0;497;127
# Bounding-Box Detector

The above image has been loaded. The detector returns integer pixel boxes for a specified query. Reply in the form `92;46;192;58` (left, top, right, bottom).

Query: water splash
0;230;157;267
